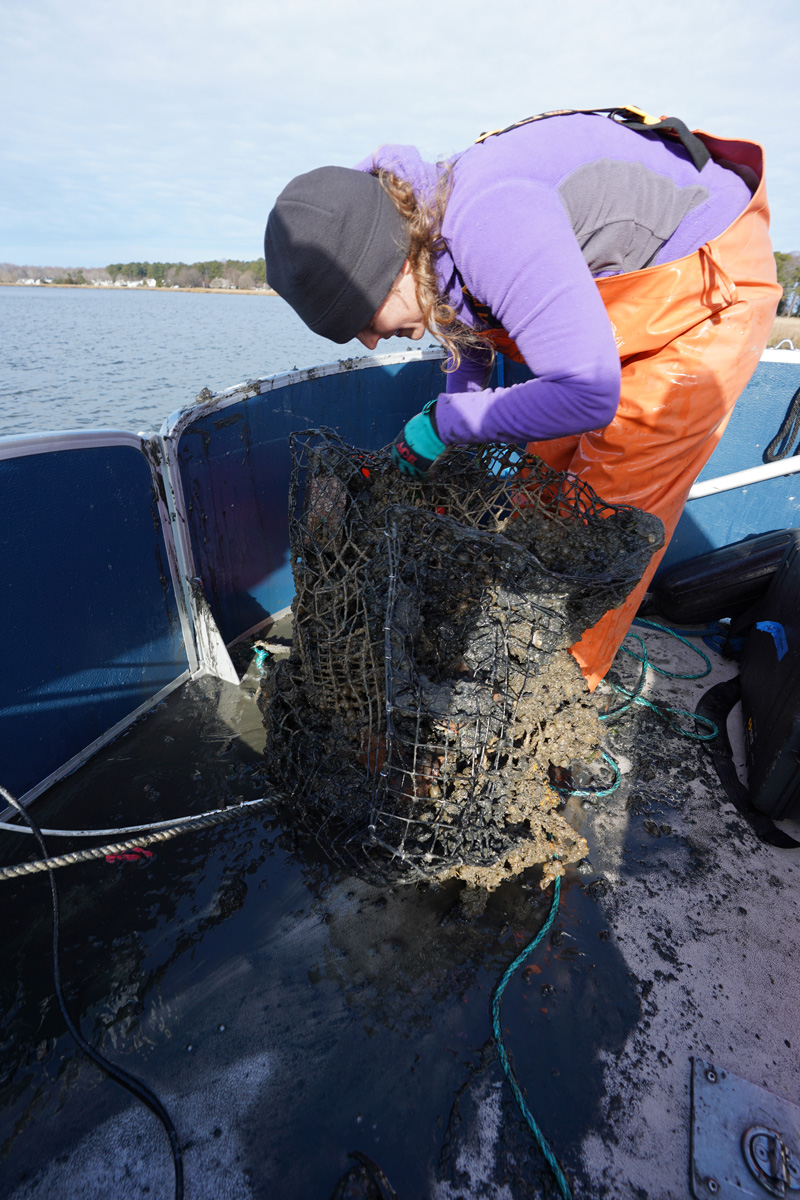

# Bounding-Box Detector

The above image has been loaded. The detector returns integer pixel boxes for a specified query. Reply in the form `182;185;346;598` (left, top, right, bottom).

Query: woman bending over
265;108;780;687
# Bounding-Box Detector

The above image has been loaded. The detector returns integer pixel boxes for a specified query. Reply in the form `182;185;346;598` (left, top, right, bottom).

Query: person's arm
391;343;494;477
434;178;621;446
443;341;495;394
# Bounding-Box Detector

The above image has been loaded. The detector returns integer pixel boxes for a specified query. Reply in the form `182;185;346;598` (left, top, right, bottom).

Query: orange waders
503;132;781;689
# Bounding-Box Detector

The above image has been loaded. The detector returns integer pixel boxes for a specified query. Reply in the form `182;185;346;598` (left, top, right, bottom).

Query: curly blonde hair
374;165;495;373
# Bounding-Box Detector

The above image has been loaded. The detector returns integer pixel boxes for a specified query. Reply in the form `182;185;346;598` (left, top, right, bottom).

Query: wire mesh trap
258;429;664;890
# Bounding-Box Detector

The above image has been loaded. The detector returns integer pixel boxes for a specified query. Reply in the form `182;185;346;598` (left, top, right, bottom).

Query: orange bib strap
459;284;526;363
475;326;526;364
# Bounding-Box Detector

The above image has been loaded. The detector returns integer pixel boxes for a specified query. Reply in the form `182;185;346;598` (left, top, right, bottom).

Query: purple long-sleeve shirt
356;114;751;445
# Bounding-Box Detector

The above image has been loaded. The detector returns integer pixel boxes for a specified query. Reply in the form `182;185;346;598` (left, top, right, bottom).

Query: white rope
0;796;272;839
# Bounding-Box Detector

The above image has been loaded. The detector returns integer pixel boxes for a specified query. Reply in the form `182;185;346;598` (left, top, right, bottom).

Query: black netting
259;429;663;889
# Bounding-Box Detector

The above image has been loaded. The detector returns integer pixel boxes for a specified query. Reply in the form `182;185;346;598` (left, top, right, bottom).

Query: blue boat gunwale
1;344;795;453
0;427;145;460
158;345;447;441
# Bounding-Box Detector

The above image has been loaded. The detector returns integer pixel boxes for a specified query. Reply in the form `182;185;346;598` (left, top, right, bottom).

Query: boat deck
2;623;799;1200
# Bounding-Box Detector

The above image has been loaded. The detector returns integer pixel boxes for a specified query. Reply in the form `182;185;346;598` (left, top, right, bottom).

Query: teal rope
550;749;621;799
602;625;718;742
549;620;720;803
601;631;649;719
253;646;270;675
550;618;717;800
492;618;727;1194
631;618;712;679
492;874;572;1200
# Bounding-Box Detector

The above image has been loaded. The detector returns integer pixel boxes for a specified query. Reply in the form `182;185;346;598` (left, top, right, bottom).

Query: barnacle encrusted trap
258;429;663;891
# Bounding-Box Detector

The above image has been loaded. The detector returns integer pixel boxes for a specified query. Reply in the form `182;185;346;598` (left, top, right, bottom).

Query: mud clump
258;430;663;892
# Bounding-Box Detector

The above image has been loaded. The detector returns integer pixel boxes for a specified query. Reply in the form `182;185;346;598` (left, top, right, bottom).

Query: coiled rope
601;619;718;741
549;620;718;807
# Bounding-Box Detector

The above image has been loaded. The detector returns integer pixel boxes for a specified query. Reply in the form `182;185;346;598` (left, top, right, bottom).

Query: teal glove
391;400;446;478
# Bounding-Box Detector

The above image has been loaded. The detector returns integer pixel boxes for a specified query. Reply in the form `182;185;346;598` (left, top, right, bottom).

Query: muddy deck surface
1;625;799;1199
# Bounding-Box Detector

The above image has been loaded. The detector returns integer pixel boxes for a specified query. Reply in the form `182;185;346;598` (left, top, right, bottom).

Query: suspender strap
476;105;711;172
458;279;500;329
476;106;624;141
617;115;710;172
456;271;526;363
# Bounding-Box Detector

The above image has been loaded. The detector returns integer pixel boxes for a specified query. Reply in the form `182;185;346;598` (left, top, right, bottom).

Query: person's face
356;260;426;349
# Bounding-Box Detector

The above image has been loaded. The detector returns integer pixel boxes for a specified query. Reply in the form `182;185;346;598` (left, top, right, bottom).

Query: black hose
1;786;184;1199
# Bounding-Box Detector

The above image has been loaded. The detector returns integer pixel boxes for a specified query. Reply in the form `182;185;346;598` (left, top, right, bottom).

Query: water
0;285;433;438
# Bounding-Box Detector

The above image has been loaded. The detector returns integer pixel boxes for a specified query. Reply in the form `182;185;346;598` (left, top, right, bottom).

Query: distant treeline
0;259;270;290
776;251;800;316
3;251;799;308
105;259;268;289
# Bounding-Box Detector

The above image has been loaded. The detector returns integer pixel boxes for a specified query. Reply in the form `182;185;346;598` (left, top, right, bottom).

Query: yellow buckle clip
619;104;661;126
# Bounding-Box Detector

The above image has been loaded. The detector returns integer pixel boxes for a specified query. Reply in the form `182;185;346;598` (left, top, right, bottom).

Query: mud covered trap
257;430;663;895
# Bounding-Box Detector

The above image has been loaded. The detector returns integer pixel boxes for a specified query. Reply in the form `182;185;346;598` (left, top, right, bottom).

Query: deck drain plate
691;1059;800;1197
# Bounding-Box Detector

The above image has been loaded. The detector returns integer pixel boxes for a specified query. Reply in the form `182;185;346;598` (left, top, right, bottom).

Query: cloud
2;0;799;262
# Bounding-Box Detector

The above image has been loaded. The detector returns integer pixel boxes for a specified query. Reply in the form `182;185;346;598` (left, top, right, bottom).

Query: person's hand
391;400;446;479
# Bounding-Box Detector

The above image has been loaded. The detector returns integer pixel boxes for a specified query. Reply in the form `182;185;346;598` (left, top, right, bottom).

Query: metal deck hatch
691;1058;800;1198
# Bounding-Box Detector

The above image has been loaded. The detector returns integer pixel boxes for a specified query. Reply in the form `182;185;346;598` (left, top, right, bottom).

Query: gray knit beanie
264;166;410;344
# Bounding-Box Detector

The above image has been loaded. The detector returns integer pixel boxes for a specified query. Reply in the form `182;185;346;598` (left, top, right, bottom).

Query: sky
2;0;799;267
